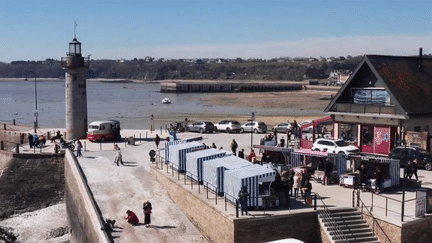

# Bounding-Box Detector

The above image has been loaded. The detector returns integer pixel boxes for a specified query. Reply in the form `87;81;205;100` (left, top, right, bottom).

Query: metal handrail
316;193;349;243
354;190;392;243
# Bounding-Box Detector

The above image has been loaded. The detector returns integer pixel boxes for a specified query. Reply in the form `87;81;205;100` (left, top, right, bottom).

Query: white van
86;120;121;142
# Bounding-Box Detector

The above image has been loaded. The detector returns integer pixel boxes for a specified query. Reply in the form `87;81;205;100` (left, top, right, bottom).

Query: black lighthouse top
68;38;82;57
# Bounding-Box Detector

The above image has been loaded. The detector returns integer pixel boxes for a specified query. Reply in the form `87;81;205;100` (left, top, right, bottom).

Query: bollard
13;119;15;125
16;144;19;153
0;141;3;150
160;126;162;134
3;124;6;130
125;137;127;147
100;142;102;150
84;141;86;151
146;132;148;141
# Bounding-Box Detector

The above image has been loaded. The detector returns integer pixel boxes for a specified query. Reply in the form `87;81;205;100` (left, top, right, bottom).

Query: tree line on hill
0;56;363;81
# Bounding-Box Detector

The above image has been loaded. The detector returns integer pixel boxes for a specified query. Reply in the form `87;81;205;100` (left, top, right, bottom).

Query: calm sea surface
0;80;321;129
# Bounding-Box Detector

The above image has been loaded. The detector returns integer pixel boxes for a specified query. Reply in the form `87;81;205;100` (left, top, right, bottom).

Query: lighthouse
62;37;89;140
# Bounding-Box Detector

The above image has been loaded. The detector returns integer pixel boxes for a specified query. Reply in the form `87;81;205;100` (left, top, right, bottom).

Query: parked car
389;147;432;171
214;120;242;133
187;121;215;133
272;122;294;133
312;138;359;155
240;121;267;133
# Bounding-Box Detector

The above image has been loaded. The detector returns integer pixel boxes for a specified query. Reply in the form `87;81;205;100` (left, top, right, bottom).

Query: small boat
162;98;171;104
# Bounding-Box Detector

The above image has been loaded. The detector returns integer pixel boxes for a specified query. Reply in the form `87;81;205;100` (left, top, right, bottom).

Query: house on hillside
324;51;432;155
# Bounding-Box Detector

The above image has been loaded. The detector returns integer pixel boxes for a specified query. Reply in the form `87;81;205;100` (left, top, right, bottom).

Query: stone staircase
318;207;380;243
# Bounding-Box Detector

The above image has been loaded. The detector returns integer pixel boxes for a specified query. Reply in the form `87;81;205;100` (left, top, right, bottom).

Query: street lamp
25;71;37;133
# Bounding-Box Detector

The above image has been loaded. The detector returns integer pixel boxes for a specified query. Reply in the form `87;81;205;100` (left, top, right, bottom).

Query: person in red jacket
125;210;139;225
247;149;256;162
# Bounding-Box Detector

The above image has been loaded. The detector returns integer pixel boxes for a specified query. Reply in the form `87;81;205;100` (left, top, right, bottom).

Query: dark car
389;147;432;171
187;121;215;133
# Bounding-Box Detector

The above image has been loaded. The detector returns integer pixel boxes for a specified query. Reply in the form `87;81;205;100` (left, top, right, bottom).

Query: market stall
202;156;252;194
167;141;206;172
185;148;228;182
291;149;347;184
252;145;294;165
340;155;400;190
224;164;277;207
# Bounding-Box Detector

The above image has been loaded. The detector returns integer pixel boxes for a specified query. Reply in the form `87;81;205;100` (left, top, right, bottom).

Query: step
327;223;370;231
324;219;366;227
321;215;362;222
334;236;378;243
332;227;373;235
344;231;375;239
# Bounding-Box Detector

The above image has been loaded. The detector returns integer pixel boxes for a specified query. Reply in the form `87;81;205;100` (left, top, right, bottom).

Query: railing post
314;193;317;210
215;192;217;205
357;189;360;208
225;195;227;211
371;192;373;212
236;200;239;218
386;198;388;217
353;190;355;207
206;182;209;199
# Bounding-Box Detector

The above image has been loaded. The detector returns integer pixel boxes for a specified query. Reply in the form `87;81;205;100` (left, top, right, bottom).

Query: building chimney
419;47;423;69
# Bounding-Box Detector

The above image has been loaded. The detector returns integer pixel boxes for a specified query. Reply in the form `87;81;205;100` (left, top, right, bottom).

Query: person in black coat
324;159;333;185
238;186;249;215
238;148;245;159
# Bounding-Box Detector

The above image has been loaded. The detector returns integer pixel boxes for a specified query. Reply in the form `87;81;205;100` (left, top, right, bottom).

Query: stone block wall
151;166;234;243
233;212;318;243
401;215;432;243
64;150;112;243
151;166;319;243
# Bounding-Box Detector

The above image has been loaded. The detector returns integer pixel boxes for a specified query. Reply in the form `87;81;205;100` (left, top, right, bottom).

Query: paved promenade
17;128;432;241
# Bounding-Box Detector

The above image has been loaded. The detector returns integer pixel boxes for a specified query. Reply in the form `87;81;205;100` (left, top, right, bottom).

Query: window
100;125;105;130
352;89;391;105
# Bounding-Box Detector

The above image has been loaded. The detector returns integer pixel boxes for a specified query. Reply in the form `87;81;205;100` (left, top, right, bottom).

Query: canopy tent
224;164;276;207
186;148;228;182
252;145;294;166
290;149;347;176
202;156;252;194
167;141;205;172
351;155;400;187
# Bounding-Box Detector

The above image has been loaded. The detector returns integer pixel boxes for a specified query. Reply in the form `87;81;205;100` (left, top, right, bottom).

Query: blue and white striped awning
186;148;227;182
224;165;276;207
202;157;252;193
167;141;205;172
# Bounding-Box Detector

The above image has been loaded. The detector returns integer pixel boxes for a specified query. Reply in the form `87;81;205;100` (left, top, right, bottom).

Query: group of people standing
280;169;312;207
124;201;153;227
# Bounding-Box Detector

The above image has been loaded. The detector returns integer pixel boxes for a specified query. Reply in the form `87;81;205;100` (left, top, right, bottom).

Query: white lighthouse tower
62;37;89;140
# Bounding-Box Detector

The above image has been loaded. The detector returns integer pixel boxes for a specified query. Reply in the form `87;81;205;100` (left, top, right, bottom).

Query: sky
1;0;432;62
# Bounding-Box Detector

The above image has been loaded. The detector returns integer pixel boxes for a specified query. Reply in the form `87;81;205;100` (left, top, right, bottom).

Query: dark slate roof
366;55;432;116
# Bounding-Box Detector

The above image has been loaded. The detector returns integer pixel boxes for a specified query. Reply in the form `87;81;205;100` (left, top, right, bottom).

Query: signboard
416;190;427;218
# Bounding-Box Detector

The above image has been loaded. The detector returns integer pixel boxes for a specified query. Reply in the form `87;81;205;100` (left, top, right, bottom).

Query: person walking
238;186;249;215
28;133;34;148
411;158;419;180
155;134;160;149
143;201;152;227
230;139;238;156
124;210;139;225
293;172;303;199
238;148;245;159
76;140;83;157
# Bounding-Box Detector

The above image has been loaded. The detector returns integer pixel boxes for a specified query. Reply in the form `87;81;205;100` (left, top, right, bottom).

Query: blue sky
1;0;432;62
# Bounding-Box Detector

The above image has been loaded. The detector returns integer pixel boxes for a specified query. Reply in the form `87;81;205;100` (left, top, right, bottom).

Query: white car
312;138;359;155
240;121;267;133
214;120;242;133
